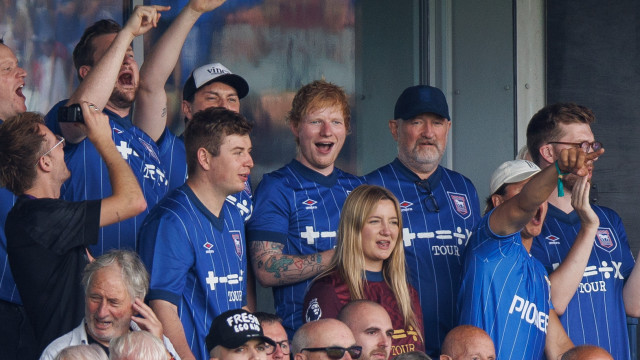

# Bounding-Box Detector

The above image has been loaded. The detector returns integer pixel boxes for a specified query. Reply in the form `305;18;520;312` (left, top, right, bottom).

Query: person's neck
104;102;131;118
521;234;533;253
548;187;574;214
24;181;60;199
186;176;227;217
295;155;334;176
397;156;438;180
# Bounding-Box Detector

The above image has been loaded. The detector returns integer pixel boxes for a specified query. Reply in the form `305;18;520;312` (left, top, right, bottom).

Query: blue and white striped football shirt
0;121;20;304
531;204;634;360
246;159;363;338
365;158;480;357
139;184;247;360
458;210;551;360
45;100;169;256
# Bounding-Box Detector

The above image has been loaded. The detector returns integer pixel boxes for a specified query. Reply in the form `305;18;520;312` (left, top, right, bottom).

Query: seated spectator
40;250;178;360
394;352;431;360
254;312;289;360
0;107;145;355
110;331;170;360
303;185;424;352
338;300;394;360
206;309;275;360
292;319;362;360
560;345;613;360
439;325;494;360
54;345;107;360
457;149;602;359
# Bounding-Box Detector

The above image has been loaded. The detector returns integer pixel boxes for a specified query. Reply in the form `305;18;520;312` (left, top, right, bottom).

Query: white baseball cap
183;63;249;101
489;160;541;194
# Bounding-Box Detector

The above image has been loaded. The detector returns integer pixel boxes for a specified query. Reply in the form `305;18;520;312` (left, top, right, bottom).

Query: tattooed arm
249;241;335;287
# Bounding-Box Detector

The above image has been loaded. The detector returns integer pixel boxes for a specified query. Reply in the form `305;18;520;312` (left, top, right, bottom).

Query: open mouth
118;72;134;87
531;206;543;226
15;84;25;99
376;240;391;250
94;319;113;331
315;142;334;154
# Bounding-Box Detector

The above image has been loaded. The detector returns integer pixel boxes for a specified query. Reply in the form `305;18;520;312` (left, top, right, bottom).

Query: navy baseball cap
183;63;249;101
394;85;450;121
206;309;276;352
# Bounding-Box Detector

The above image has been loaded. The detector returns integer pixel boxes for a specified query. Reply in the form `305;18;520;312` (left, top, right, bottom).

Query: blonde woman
303;185;424;354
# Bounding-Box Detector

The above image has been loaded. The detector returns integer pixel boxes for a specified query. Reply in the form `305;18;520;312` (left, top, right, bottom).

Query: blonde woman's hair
315;184;422;339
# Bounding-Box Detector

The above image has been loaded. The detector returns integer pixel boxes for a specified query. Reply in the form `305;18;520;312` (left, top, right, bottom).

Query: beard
108;86;136;109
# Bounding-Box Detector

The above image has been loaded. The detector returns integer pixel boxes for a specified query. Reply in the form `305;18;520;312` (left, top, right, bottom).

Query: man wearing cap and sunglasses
206;309;275;360
365;85;480;357
526;103;640;360
458;145;602;359
292;319;362;360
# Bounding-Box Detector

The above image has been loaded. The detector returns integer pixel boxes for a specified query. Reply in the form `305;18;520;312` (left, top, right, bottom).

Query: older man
560;345;613;360
292;319;362;360
254;313;289;360
365;86;480;356
40;250;177;359
439;326;495;360
0;38;35;360
337;301;394;360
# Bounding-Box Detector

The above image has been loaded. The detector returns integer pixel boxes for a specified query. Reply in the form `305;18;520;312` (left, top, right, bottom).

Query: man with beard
247;80;363;338
44;5;170;256
526;103;640;360
458;151;601;359
338;301;394;360
0;38;38;360
364;85;480;357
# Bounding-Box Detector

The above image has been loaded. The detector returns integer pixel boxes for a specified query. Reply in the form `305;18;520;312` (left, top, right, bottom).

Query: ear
290;121;299;138
491;194;504;208
182;100;193;121
78;65;92;81
389;119;399;141
197;147;211;171
539;144;555;164
295;353;306;360
36;155;53;173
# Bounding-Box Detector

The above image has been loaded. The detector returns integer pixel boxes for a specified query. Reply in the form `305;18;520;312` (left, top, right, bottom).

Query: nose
249;346;262;360
96;300;109;318
273;345;284;360
421;120;435;138
245;153;254;169
380;221;392;236
319;121;332;136
17;66;27;78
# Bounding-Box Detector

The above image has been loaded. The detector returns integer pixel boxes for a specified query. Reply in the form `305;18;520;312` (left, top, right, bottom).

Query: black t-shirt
5;196;100;354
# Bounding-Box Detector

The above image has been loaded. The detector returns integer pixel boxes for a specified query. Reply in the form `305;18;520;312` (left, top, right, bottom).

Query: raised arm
249;241;334;287
135;0;227;141
80;101;147;225
490;148;603;236
548;175;598;315
61;5;168;143
545;309;574;360
623;252;640;317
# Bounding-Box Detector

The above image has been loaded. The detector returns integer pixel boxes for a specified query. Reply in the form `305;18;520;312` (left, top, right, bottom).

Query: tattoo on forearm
249;241;326;285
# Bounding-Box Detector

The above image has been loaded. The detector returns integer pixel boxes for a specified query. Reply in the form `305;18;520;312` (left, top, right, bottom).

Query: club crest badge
595;228;617;253
230;230;244;259
448;192;471;219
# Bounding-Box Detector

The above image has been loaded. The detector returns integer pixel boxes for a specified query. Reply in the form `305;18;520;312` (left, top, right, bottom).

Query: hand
80;101;112;145
188;0;227;13
124;5;171;37
131;298;164;340
571;174;599;228
557;147;605;176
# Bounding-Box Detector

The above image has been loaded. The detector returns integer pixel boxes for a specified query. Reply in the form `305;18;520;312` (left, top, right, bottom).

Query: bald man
561;345;613;360
292;319;362;360
440;325;495;360
338;300;394;360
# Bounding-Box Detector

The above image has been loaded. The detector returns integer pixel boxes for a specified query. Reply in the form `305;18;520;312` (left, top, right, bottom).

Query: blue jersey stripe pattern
45;100;169;256
139;184;247;360
365;159;480;357
0;167;20;304
530;204;634;360
458;211;551;360
246;160;363;338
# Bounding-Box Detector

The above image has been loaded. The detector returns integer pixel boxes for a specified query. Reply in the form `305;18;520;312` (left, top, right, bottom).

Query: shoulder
440;167;478;190
40;322;85;360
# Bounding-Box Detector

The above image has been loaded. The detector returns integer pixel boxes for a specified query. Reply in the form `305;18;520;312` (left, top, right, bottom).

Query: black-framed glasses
301;346;362;359
415;180;439;213
547;141;603;152
35;135;65;166
264;340;290;355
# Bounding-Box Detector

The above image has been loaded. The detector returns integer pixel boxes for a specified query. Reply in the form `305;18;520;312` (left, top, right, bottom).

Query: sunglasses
301;346;362;359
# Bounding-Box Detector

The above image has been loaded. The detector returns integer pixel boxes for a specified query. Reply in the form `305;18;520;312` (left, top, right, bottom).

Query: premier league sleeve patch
595;228;618;253
305;298;322;322
447;192;471;219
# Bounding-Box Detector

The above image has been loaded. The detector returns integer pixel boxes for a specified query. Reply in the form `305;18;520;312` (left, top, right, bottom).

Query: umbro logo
399;201;413;212
302;199;318;210
203;242;214;254
545;235;560;245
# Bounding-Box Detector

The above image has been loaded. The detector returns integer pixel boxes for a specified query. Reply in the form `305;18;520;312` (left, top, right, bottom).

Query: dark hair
72;19;122;80
287;80;351;132
484;183;508;215
0;112;47;194
184;107;252;177
253;312;282;325
526;103;595;166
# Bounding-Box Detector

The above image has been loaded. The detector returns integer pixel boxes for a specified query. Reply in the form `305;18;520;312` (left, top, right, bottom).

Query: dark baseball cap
183;63;249;101
206;309;276;353
394;85;450;121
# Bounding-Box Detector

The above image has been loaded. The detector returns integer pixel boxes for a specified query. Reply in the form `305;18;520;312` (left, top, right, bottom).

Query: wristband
555;161;569;197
